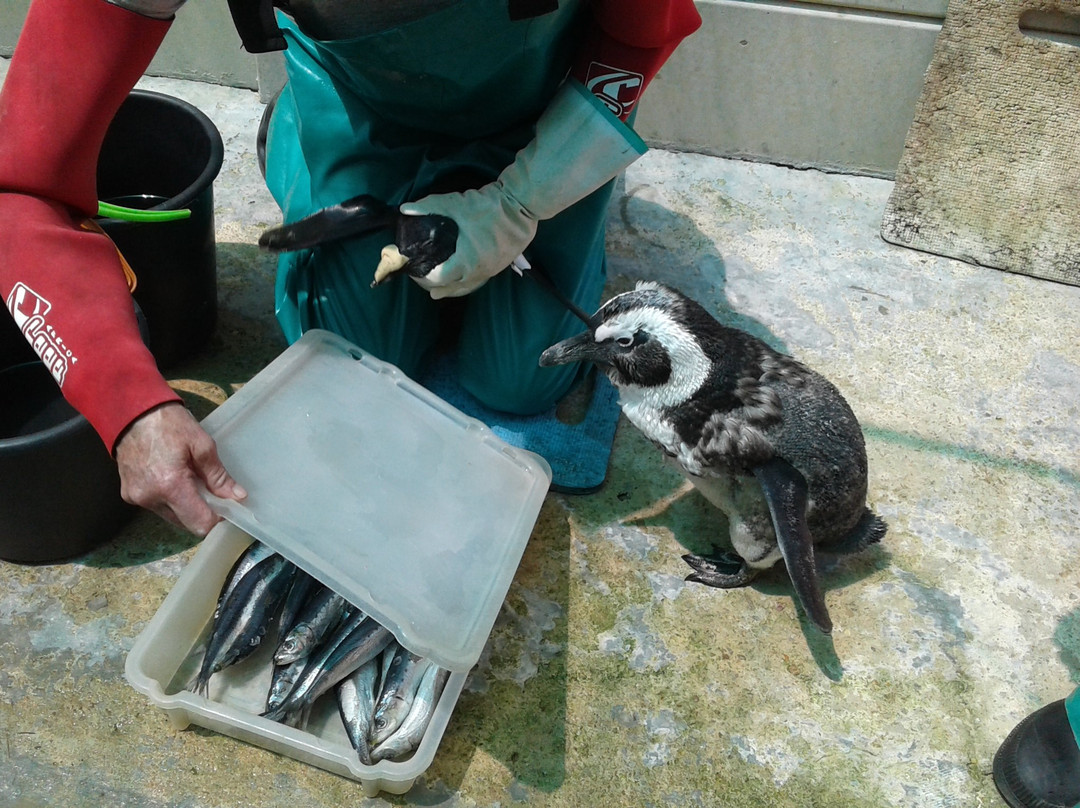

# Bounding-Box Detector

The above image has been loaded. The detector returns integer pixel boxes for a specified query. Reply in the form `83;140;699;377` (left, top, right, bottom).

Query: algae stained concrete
1;72;1078;808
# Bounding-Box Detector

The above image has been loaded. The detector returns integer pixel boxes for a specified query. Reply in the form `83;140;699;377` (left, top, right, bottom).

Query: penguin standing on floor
539;281;886;634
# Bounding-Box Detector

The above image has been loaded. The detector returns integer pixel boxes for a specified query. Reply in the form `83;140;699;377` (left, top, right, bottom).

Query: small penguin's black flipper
751;457;832;634
258;195;395;253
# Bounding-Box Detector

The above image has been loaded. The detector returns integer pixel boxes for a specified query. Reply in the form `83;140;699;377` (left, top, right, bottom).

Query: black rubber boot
993;698;1080;808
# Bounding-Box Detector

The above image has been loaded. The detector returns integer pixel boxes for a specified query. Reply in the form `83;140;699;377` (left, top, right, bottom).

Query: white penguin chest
620;395;678;450
618;391;704;475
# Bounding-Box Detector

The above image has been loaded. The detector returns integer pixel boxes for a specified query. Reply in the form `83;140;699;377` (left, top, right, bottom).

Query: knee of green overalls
455;275;589;414
277;235;441;377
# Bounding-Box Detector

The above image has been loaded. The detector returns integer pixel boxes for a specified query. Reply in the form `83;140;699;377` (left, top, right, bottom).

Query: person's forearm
0;0;172;213
1;196;182;451
0;0;179;451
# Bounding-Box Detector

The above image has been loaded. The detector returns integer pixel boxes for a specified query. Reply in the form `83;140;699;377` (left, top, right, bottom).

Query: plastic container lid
200;329;551;672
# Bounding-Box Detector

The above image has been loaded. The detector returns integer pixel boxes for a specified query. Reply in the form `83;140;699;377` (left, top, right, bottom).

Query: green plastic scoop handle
97;201;192;223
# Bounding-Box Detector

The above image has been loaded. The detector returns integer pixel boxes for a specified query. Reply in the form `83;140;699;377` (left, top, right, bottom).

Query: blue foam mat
420;355;621;493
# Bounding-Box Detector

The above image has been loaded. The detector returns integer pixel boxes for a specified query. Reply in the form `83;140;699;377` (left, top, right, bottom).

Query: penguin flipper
258;194;394;253
751;457;832;634
682;552;759;588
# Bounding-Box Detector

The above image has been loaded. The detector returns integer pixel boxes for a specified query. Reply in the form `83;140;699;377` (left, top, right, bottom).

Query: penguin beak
539;331;608;368
371;244;411;287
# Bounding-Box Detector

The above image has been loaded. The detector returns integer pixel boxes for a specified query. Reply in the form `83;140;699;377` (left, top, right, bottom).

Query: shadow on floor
623;480;892;681
425;497;574;796
609;181;790;353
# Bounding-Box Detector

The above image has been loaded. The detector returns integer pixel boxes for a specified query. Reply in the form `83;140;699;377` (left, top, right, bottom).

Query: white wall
5;0;1073;177
633;1;944;177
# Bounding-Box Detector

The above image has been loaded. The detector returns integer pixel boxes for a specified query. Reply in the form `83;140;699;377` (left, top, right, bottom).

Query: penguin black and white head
541;280;707;390
541;281;886;635
540;282;775;469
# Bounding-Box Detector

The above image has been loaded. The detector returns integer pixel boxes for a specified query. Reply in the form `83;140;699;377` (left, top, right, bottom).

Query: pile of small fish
192;541;449;764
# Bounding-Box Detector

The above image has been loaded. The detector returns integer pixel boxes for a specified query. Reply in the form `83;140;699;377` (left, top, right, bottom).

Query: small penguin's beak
539;331;605;368
371;244;410;287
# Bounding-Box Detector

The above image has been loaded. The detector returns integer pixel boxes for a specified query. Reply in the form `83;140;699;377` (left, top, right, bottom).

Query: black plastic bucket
97;90;225;368
0;306;36;370
0;361;133;563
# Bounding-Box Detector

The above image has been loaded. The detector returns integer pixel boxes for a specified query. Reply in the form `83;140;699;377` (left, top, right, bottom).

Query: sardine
371;664;449;762
265;657;306;714
274;585;349;666
370;650;435;746
336;658;380;765
264;609;368;718
379;640;400;689
212;542;275;623
263;612;393;722
194;552;295;695
283;701;313;731
276;567;315;642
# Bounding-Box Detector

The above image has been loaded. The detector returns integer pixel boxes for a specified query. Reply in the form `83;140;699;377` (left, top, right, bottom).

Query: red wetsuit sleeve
0;0;178;453
570;0;702;120
1;194;182;453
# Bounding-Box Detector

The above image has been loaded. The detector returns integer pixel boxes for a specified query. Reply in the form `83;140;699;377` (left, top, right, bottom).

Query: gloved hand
397;80;647;299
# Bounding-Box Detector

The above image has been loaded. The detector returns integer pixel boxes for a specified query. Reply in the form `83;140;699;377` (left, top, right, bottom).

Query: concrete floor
2;72;1079;807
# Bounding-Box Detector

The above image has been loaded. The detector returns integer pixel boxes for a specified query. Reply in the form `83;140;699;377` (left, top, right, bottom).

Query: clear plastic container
125;330;552;795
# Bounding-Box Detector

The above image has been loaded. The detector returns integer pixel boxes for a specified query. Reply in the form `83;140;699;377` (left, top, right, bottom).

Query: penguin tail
831;508;887;555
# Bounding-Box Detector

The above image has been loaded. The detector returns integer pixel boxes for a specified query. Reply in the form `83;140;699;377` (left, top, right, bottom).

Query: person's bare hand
114;401;246;536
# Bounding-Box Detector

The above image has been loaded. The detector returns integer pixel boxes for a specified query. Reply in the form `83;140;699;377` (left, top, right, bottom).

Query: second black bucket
97;90;225;369
0;361;133;563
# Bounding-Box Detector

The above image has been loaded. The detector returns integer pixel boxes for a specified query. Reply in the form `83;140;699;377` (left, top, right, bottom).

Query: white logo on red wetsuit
6;282;74;385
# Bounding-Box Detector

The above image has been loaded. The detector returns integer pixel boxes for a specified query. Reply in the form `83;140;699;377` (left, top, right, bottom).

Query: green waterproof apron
263;0;630;414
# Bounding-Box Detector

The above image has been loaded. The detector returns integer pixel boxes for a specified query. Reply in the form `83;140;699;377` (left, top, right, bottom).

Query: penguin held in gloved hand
257;194;459;287
539;281;886;634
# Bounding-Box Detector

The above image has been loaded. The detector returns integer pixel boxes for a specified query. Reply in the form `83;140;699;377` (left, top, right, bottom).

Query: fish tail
260;705;286;723
190;657;215;696
355;736;373;766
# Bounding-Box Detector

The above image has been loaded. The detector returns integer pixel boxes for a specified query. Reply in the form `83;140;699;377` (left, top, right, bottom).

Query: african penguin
257;194;458;287
539;281;886;634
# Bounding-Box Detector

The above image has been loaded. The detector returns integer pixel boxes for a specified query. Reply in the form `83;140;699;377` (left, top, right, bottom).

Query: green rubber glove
398;80;647;300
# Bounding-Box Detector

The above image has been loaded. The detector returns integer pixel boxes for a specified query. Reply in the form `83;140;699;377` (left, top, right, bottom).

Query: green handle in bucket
97;201;192;223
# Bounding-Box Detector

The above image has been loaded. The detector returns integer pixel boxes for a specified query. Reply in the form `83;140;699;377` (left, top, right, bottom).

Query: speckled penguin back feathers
539;280;886;633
